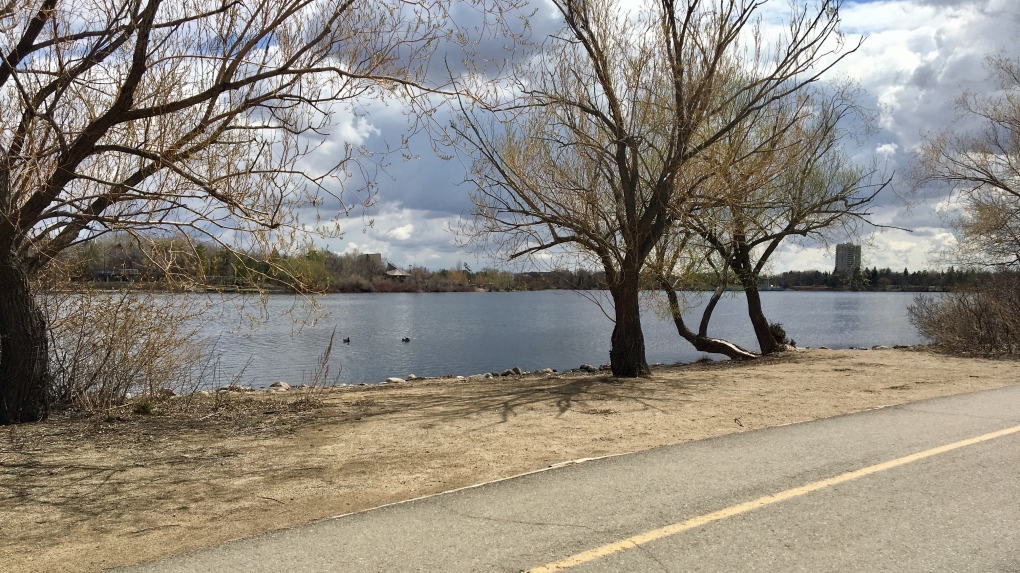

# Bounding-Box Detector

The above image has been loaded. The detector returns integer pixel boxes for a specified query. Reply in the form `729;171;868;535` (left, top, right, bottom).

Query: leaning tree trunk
657;277;758;360
609;271;650;377
731;248;781;355
0;245;50;424
738;272;780;355
698;281;727;338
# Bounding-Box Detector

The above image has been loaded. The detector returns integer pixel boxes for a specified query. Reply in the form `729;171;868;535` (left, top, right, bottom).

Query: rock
195;390;212;397
218;384;245;393
489;372;501;378
407;374;418;380
599;364;611;371
512;366;523;375
386;377;404;384
818;346;830;350
501;369;515;377
579;364;597;373
893;345;911;349
872;345;891;350
539;368;554;374
269;381;291;390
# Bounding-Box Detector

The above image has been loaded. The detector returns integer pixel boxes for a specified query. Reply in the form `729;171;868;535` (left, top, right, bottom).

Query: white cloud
387;224;414;241
338;116;382;145
320;206;472;269
771;245;833;272
864;227;959;270
934;192;965;216
875;142;899;159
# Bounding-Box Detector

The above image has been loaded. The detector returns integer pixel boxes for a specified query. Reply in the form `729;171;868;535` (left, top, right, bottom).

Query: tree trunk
743;282;780;354
699;282;727;337
658;277;758;360
0;246;50;424
609;271;650;377
733;258;778;354
731;247;781;355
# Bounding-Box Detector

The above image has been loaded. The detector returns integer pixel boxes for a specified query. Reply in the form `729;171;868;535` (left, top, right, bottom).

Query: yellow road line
528;424;1020;572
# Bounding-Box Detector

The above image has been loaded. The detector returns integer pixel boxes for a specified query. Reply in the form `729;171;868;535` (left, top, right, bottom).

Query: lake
198;290;925;388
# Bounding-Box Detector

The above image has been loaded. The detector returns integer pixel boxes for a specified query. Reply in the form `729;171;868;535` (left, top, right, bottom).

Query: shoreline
179;344;921;394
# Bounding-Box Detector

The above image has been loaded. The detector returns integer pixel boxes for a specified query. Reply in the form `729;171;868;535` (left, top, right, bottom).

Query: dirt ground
2;347;1018;572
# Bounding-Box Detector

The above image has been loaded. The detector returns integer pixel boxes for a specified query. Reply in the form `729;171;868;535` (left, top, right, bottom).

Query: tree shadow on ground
335;372;704;427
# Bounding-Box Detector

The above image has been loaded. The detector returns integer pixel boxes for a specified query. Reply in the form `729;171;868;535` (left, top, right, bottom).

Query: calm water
198;291;924;388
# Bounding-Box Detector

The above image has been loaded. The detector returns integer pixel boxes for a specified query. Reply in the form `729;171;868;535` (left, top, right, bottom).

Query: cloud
866;227;960;269
321;206;476;269
296;0;1019;272
769;226;959;272
387;224;414;241
876;142;899;159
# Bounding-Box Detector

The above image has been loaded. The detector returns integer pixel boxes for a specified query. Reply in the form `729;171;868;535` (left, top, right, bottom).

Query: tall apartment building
835;243;862;274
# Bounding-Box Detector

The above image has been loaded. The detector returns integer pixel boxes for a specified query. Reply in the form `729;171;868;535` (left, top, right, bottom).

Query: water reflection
831;294;863;346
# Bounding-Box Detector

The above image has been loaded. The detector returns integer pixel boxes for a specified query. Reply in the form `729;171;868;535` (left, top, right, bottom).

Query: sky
307;0;1019;274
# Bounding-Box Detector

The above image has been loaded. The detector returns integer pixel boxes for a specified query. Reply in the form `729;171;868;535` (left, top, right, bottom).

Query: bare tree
908;55;1020;356
653;81;889;358
454;0;860;376
911;54;1020;268
0;0;511;424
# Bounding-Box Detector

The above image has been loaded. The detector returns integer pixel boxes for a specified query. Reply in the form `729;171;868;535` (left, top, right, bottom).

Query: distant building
385;263;410;281
361;253;383;270
835;243;862;275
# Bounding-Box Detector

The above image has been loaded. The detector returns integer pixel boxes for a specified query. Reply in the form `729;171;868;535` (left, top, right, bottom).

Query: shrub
909;271;1020;355
769;322;790;346
333;274;375;293
39;287;210;413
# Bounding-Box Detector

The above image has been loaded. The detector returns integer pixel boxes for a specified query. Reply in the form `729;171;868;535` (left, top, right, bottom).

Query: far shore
52;283;947;294
3;348;1018;573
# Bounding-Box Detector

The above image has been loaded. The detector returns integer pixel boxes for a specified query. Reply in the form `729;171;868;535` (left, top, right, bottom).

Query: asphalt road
114;385;1020;572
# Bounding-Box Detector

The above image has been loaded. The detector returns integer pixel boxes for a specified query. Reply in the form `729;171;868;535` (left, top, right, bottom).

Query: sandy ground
2;347;1018;573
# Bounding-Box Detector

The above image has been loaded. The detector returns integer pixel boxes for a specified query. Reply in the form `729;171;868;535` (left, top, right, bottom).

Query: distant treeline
63;236;988;293
60;236;606;293
529;266;993;293
773;267;988;292
61;238;474;293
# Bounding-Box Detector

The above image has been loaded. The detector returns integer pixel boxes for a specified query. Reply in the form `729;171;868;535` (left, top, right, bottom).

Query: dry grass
2;348;1018;573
